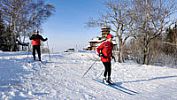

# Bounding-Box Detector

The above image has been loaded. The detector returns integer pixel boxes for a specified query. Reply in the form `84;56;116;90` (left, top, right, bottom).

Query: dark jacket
30;34;47;46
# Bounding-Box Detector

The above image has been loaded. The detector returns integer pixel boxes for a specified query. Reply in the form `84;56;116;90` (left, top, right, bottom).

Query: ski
94;78;116;86
94;79;139;95
39;60;47;65
28;60;48;65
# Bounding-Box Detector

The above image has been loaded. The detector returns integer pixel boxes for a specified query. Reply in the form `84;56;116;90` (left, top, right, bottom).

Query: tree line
88;0;177;65
0;0;55;51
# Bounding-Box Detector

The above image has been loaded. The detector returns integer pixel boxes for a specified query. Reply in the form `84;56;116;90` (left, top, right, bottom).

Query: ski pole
82;60;97;78
96;70;104;79
27;44;31;63
47;41;51;61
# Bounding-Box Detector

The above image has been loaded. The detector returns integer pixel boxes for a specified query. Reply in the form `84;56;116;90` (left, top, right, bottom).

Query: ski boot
103;77;107;84
107;77;113;85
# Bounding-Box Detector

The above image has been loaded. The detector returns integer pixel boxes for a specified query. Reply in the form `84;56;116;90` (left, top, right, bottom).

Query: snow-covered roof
89;36;103;42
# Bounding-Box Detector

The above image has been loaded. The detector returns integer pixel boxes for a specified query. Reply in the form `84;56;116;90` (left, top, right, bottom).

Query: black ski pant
32;45;41;60
103;62;111;78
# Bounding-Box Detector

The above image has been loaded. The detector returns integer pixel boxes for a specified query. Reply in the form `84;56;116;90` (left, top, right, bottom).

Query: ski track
0;52;177;100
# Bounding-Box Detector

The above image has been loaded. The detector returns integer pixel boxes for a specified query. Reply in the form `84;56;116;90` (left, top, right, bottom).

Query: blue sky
42;0;107;52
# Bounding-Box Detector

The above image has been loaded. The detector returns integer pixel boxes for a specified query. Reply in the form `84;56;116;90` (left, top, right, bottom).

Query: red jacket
97;41;113;62
32;39;41;46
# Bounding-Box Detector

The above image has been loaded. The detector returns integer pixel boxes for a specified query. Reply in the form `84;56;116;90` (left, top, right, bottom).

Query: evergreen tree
166;27;174;43
0;12;14;51
0;13;6;51
164;25;177;54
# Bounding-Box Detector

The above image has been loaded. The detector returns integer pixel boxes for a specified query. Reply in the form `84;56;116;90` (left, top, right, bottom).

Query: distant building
85;27;117;51
65;48;75;52
85;36;103;50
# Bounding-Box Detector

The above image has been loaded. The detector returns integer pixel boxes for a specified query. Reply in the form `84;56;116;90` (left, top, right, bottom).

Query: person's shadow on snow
112;75;177;95
110;82;139;95
119;75;177;83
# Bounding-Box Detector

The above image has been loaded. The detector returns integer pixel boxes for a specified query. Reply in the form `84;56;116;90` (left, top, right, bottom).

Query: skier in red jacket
29;30;47;61
97;33;114;84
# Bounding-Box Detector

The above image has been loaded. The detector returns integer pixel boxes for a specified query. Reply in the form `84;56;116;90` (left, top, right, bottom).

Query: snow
0;51;177;100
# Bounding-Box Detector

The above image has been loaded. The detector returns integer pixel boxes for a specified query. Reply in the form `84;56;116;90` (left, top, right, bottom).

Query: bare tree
131;0;177;64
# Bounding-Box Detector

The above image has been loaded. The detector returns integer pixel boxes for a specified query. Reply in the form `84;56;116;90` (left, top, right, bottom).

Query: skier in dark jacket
29;30;47;61
97;33;114;84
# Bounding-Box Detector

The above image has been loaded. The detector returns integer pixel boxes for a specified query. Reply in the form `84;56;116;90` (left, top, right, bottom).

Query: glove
99;53;107;58
45;38;48;41
98;53;102;57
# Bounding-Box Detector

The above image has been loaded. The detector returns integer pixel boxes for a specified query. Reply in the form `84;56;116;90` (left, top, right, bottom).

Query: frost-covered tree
0;0;55;51
131;0;177;64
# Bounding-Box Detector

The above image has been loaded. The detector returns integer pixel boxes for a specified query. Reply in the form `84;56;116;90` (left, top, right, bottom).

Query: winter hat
106;34;113;39
33;30;39;34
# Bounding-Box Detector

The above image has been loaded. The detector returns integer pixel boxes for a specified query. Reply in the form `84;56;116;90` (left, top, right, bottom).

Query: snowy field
0;51;177;100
